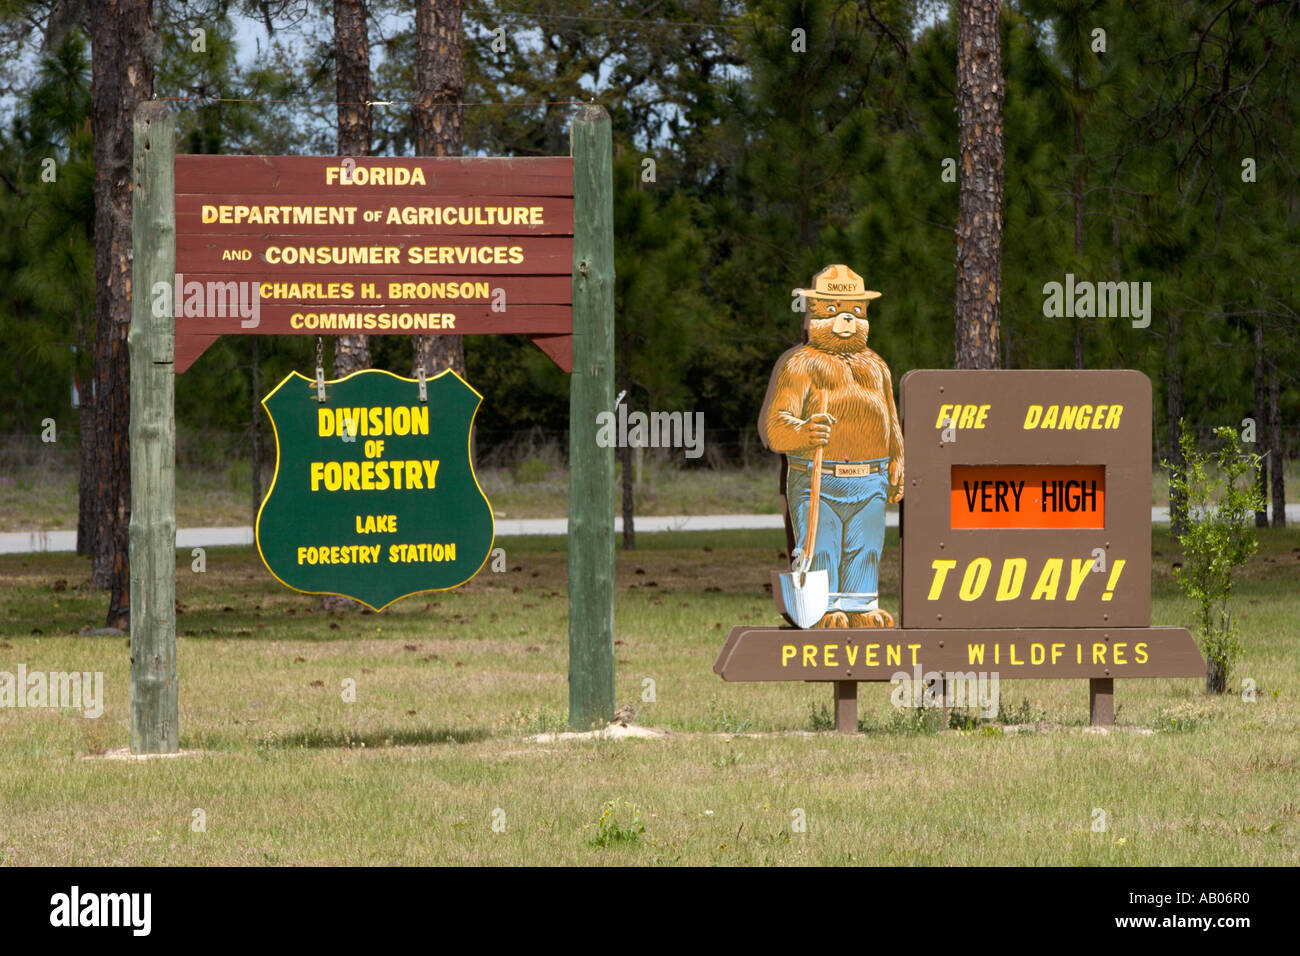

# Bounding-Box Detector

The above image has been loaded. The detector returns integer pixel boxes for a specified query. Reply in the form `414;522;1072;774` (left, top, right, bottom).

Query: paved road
3;505;1297;554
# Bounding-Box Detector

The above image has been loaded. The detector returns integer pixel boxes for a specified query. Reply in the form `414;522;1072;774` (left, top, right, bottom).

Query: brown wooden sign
718;368;1203;732
714;626;1203;682
173;155;575;373
898;369;1152;629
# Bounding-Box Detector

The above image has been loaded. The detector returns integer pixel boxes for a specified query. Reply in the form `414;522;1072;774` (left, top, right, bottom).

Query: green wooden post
568;105;616;730
129;102;178;754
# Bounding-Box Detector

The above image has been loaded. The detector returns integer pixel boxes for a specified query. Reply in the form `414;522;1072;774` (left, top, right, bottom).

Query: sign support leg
567;105;616;730
1089;678;1114;727
129;102;178;753
834;681;858;733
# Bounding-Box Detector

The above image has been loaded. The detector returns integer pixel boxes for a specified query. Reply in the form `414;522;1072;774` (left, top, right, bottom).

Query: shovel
773;392;832;628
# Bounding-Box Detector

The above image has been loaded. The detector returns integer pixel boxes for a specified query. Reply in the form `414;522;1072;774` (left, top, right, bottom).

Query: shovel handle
800;391;828;575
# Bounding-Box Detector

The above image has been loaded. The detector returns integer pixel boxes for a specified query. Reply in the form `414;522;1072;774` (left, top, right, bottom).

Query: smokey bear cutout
759;264;904;628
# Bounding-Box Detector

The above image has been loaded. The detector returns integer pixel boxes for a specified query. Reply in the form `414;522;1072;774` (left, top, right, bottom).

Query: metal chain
315;336;326;403
416;335;428;403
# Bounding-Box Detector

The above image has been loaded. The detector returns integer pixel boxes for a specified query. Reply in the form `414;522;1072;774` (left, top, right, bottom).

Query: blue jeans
787;457;889;613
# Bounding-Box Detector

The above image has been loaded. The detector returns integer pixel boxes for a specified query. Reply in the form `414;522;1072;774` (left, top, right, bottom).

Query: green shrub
1163;423;1267;694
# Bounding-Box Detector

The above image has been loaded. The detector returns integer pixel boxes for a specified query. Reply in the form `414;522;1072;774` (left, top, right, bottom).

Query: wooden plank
174;155;575;196
128;103;179;754
177;303;572;336
174;334;220;374
715;626;1204;681
834;681;858;734
175;235;572;275
567;106;616;731
176;194;574;236
174;273;572;304
1090;678;1115;726
527;334;573;373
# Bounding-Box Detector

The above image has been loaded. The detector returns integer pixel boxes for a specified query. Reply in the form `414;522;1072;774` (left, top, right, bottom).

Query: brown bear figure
759;265;904;628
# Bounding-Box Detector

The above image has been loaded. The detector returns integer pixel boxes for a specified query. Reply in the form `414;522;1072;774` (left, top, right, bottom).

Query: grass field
1;526;1297;866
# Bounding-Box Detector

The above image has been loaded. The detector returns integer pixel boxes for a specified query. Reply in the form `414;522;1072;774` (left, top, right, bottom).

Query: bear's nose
832;314;856;335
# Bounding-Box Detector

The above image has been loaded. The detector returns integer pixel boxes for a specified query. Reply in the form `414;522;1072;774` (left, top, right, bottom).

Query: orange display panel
950;465;1105;529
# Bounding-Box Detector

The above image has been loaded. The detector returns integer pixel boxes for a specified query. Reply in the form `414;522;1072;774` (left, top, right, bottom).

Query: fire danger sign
898;369;1153;630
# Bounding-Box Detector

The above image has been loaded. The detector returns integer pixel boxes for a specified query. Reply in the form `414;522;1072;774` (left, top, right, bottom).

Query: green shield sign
256;368;495;610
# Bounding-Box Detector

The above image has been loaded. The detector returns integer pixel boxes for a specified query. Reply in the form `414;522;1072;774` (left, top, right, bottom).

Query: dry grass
0;528;1297;865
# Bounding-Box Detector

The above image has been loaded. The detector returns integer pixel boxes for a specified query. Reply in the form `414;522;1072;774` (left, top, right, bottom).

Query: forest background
1;0;1296;502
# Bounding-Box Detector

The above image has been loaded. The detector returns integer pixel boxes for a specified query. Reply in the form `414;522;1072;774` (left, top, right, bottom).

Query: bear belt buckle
834;463;874;477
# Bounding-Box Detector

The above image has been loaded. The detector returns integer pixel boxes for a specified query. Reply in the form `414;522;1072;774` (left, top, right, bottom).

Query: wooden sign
899;369;1152;629
715;626;1205;681
173;156;575;373
255;368;494;610
718;367;1202;731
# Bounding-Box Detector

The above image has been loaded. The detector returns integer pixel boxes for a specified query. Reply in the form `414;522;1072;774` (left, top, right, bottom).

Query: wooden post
1089;678;1114;727
129;102;178;754
833;681;858;734
567;105;616;730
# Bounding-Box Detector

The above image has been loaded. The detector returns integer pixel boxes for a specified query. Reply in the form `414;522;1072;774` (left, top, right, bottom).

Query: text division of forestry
257;369;494;609
200;204;547;227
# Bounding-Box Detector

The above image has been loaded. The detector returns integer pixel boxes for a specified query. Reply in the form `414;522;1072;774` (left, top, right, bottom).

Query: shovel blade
772;569;830;629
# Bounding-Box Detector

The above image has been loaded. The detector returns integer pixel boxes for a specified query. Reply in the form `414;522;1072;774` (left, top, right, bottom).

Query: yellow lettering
1065;558;1092;600
928;559;958;600
1030;559;1063;600
959;557;992;601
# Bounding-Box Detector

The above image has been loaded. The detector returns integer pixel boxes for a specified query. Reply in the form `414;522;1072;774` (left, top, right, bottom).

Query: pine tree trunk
333;0;371;375
413;0;465;377
75;309;95;557
1269;352;1285;527
1072;90;1084;370
1253;322;1269;527
954;0;1003;370
89;0;155;630
1166;313;1188;538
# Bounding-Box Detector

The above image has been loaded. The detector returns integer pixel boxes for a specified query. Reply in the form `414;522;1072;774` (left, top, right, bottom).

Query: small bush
588;800;645;848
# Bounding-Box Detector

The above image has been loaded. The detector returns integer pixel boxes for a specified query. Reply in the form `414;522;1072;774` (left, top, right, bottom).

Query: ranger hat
795;264;882;302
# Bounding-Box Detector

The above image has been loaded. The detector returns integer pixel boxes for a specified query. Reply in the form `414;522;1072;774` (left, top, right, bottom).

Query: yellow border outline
255;367;496;612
